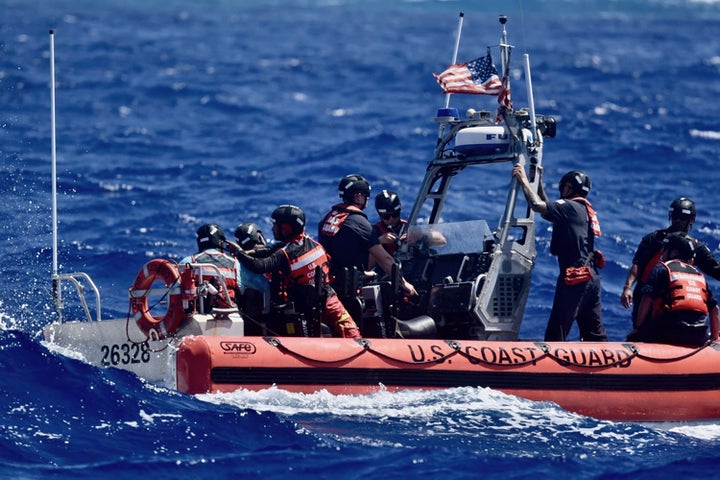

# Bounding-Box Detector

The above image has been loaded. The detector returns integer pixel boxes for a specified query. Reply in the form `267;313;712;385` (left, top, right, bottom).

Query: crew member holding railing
512;165;608;342
318;174;417;322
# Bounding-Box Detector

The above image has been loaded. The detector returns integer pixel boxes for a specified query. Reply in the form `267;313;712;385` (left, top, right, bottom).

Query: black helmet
234;222;263;250
662;232;695;262
668;197;696;221
338;174;371;203
559;170;592;197
271;205;306;237
375;190;402;215
196;223;226;251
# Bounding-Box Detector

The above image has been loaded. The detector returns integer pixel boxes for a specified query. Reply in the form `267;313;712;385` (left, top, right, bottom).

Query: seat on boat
331;266;365;324
395;315;437;338
271;283;327;337
238;287;266;335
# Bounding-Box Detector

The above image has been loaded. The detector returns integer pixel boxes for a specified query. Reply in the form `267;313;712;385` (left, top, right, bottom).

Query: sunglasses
380;212;400;220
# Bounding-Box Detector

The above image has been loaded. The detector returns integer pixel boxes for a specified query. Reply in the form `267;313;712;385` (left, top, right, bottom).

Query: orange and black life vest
570;196;601;237
280;234;331;287
189;251;239;289
374;219;408;255
319;203;364;237
640;249;664;284
188;250;239;308
654;259;709;316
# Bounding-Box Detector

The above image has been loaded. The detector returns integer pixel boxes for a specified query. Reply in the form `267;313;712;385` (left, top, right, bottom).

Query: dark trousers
656;314;709;347
545;270;608;342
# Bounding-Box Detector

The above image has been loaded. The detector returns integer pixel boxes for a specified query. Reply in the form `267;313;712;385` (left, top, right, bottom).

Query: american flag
498;74;513;111
433;54;502;95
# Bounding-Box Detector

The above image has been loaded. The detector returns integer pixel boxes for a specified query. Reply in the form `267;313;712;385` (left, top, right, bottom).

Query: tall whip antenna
50;30;61;317
435;12;464;145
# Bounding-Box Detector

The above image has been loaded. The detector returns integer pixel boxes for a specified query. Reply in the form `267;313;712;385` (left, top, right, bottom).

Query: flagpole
494;15;515;119
443;12;464;109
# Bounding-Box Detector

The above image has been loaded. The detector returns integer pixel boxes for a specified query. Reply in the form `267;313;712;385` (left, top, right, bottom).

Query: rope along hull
177;336;720;421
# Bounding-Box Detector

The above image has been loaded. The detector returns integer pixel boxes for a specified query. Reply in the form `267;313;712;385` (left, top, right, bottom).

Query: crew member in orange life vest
372;190;408;256
629;232;719;346
620;197;720;328
232;205;361;339
179;224;242;309
317;174;417;296
512;166;608;342
370;190;446;266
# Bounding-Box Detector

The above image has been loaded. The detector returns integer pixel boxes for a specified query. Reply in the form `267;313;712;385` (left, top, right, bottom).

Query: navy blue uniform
318;203;382;322
318;204;376;273
542;198;608;342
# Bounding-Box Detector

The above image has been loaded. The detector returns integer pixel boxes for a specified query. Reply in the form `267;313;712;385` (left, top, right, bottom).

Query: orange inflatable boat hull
176;336;720;421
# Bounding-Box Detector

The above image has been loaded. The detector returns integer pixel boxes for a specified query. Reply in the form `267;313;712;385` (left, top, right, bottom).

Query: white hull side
43;313;245;387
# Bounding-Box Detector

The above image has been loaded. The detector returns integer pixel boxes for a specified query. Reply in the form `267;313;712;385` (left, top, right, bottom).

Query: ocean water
3;0;720;478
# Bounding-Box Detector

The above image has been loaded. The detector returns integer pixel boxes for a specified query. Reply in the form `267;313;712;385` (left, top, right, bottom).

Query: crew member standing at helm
318;174;375;274
233;205;361;339
318;174;417;322
512;166;608;342
370;189;446;269
372;190;407;256
621;197;720;328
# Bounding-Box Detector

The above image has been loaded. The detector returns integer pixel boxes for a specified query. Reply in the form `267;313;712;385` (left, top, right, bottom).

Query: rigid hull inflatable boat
43;18;720;422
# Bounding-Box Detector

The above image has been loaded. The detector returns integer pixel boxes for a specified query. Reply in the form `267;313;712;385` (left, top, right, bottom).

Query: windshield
406;219;493;255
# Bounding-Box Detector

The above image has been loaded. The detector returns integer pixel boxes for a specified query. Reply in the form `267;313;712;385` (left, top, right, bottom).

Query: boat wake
198;385;720;447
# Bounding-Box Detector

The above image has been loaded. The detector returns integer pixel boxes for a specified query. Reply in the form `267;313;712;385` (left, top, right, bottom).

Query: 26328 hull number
100;342;151;366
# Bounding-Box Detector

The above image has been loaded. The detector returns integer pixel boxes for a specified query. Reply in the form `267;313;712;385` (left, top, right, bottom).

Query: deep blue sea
3;0;720;478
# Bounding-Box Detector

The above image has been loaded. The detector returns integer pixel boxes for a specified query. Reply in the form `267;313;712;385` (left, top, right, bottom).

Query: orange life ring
129;258;184;339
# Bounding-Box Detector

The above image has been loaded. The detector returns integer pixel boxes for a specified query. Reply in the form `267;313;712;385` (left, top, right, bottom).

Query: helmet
271;204;306;238
338;174;371;203
234;222;263;250
668;197;696;221
662;231;695;262
196;223;226;251
559;170;592;197
375;190;402;215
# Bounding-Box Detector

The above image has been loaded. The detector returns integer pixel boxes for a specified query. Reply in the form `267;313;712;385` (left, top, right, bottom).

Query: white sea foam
196;384;713;454
0;307;19;331
689;129;720;140
660;422;720;440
